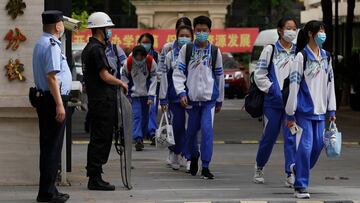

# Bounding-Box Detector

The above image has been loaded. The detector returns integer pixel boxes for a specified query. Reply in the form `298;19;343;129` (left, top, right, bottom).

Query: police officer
82;12;128;191
32;10;71;203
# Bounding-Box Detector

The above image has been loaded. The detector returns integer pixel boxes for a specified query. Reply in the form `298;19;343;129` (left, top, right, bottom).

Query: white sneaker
253;165;265;184
166;151;175;167
186;160;191;173
179;156;188;168
294;188;310;199
285;173;295;188
171;154;181;170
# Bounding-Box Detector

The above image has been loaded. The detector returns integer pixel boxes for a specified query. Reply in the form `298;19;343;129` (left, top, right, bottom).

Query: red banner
72;28;259;53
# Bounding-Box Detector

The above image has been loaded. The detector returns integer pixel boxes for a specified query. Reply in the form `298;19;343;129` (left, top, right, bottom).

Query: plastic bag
155;111;175;148
323;121;342;158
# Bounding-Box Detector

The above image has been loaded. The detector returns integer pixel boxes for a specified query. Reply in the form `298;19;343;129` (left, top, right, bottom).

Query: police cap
42;10;67;25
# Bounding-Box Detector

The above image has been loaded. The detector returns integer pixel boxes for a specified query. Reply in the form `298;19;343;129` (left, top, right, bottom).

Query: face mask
59;28;65;39
195;32;209;43
177;37;191;47
315;32;326;47
283;29;297;43
104;29;112;41
141;43;151;52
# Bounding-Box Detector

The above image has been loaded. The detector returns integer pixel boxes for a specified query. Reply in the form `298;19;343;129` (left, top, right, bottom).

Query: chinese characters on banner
73;28;259;53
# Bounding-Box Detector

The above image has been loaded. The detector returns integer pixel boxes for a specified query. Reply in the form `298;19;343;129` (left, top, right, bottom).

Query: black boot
190;156;199;176
88;176;115;191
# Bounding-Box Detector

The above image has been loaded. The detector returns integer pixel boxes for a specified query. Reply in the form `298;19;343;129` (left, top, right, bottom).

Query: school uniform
122;57;157;141
147;49;160;139
254;41;297;175
173;42;224;168
159;41;186;156
285;45;336;189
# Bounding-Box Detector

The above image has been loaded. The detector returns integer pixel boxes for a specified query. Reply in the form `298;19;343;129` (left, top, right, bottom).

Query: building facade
130;0;232;29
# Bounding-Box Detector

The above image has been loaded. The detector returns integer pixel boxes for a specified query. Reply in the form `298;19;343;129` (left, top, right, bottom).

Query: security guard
32;10;71;203
82;12;128;191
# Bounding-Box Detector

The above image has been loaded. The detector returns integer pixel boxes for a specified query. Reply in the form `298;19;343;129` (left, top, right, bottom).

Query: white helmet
87;12;115;29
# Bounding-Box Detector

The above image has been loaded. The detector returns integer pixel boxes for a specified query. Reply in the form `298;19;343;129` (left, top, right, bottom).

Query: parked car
223;53;249;99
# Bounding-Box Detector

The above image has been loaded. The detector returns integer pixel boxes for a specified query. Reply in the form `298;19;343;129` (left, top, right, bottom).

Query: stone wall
0;0;44;185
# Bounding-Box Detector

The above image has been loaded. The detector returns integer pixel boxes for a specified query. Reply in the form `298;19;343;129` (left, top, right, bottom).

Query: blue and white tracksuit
121;58;158;141
159;41;186;155
106;44;127;79
148;49;161;138
285;45;336;189
254;41;297;176
173;42;225;168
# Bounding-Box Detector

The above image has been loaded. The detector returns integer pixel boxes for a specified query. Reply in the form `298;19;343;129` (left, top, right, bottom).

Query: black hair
277;16;298;37
193;15;212;30
176;25;194;41
296;20;325;53
137;33;155;48
132;45;147;57
175;17;192;30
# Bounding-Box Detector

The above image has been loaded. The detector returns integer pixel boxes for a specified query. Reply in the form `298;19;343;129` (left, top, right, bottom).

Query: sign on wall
72;28;259;53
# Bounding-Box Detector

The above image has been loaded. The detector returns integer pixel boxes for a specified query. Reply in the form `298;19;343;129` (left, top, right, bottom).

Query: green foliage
71;11;89;30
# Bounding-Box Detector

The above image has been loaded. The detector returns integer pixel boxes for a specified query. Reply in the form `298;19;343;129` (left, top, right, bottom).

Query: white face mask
283;29;297;43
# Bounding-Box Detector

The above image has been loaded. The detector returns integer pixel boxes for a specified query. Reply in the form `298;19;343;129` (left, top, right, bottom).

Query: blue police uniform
32;10;71;202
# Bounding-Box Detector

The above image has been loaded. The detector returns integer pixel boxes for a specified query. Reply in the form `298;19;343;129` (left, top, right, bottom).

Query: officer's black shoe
150;137;156;146
201;168;215;180
135;140;144;151
88;177;115;191
37;193;69;203
190;156;199;176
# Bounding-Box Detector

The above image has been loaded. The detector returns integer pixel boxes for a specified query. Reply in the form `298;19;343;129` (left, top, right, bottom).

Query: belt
42;91;70;102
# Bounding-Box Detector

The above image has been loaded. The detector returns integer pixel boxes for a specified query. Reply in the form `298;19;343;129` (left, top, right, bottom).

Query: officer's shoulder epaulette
49;38;56;46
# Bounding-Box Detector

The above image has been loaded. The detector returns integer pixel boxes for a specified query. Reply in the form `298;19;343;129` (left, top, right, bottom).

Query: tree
321;0;333;52
342;0;356;106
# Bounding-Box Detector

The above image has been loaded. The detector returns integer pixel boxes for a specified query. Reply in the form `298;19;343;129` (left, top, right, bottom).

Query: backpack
185;43;218;73
245;44;275;118
281;49;331;106
126;54;153;78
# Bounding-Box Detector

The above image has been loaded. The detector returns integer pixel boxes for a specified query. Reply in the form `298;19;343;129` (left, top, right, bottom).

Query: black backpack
245;45;275;118
185;43;218;73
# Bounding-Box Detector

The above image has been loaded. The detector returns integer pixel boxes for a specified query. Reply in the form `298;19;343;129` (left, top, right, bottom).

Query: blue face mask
177;37;192;47
104;29;112;41
195;32;209;43
141;43;152;52
59;29;65;39
315;32;326;47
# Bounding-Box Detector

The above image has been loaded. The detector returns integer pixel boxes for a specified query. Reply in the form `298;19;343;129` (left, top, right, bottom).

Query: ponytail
296;28;308;54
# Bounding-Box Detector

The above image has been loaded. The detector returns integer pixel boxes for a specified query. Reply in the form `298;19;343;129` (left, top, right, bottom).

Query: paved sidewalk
0;144;359;203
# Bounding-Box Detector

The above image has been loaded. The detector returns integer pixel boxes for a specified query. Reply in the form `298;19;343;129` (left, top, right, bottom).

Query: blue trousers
148;83;160;138
256;107;296;175
185;102;215;168
294;116;325;189
132;97;150;141
168;102;186;155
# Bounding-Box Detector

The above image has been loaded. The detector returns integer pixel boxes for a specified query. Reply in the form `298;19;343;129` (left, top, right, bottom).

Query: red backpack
127;55;153;75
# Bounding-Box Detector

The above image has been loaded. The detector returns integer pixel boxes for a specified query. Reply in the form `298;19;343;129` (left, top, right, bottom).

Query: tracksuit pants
132;97;150;141
148;83;160;138
168;102;186;155
256;107;296;175
185;101;216;168
294;116;325;189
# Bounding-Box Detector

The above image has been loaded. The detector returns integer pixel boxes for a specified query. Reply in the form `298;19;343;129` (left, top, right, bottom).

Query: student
122;45;158;151
285;20;336;199
253;17;298;187
158;17;192;168
138;33;159;145
159;25;194;171
173;16;224;179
